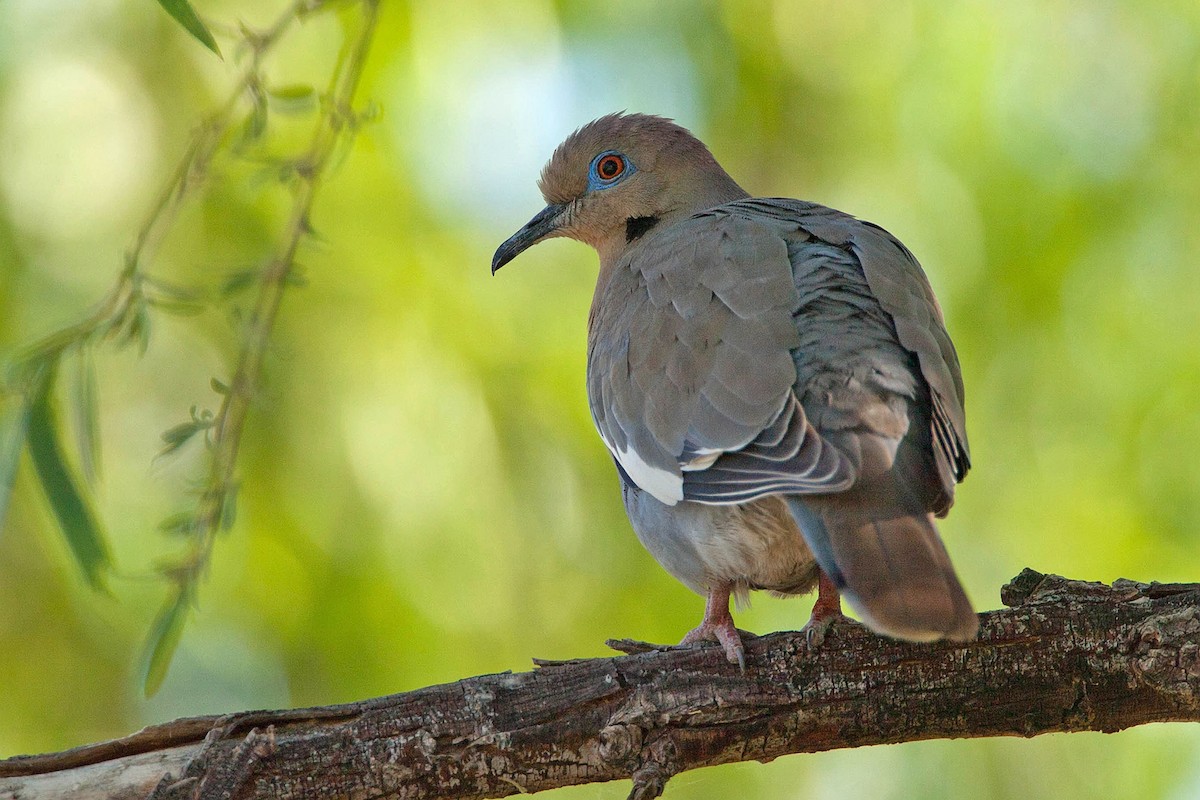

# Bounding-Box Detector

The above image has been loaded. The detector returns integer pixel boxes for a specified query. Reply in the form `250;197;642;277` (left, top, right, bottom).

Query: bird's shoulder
613;202;802;317
622;196;927;298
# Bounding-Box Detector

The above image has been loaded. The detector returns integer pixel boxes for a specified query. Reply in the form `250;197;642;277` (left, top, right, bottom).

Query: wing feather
586;198;967;509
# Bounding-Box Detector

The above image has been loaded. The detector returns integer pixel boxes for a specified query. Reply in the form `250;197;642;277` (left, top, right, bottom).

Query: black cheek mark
625;215;660;242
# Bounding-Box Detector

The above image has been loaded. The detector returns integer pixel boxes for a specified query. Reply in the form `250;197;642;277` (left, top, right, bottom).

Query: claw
682;619;746;670
802;571;844;648
803;614;838;647
680;584;749;671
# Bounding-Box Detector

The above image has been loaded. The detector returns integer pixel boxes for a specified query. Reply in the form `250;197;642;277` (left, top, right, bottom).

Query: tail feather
786;497;977;641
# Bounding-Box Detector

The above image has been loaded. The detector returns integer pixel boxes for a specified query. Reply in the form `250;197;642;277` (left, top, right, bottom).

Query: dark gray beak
491;203;568;274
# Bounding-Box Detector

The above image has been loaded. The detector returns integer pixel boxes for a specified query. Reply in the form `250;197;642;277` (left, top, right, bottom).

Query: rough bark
2;570;1198;800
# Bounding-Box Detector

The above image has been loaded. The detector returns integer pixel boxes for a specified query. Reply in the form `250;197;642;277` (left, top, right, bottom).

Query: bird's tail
786;497;977;641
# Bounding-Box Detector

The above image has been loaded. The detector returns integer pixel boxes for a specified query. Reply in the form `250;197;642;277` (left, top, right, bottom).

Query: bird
492;113;977;668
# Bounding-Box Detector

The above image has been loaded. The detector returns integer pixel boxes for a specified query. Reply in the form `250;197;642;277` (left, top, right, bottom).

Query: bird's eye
587;151;635;191
597;154;624;181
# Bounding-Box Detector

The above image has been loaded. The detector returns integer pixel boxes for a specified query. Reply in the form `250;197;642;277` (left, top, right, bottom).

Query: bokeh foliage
1;1;1198;798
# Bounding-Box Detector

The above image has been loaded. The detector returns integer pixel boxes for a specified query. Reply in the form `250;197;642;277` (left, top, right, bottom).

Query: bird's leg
680;584;746;670
803;570;845;647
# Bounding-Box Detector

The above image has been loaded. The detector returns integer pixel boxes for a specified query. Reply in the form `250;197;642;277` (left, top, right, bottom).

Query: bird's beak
491;203;568;274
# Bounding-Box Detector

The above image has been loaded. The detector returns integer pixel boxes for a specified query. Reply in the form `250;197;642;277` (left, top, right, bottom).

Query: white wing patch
680;448;721;472
609;441;685;506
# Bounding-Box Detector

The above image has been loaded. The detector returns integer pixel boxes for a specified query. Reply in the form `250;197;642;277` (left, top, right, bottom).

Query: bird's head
491;113;746;273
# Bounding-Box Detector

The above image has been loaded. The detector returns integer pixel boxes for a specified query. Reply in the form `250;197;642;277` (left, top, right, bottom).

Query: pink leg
803;571;844;646
680;584;746;670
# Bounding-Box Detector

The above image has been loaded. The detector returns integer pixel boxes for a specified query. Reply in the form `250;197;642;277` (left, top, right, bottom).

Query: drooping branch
1;0;385;695
2;570;1198;800
143;0;383;694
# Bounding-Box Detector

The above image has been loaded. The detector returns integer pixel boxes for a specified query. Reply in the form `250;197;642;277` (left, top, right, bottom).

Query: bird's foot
678;585;751;670
680;618;748;671
803;571;845;648
802;613;843;647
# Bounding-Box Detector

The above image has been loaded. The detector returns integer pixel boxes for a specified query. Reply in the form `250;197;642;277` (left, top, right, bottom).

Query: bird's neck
594;176;749;266
666;165;750;222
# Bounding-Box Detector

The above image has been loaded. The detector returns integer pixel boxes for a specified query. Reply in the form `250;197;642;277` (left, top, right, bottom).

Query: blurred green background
2;0;1199;798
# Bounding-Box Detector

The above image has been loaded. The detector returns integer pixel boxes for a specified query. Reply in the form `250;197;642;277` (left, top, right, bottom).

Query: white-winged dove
493;113;977;667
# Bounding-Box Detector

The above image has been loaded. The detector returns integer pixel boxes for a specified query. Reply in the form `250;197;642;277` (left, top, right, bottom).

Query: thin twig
8;1;315;380
1;0;383;691
169;0;381;588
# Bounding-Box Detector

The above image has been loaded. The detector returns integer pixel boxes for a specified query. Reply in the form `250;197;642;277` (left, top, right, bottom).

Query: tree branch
2;569;1198;800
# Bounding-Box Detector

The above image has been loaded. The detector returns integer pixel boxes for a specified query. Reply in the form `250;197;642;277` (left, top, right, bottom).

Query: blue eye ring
588;150;635;190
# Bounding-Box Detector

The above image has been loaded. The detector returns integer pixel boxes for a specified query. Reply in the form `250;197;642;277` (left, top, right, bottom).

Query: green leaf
221;269;260;298
239;91;269;145
285;267;309;288
146;296;206;316
114;298;152;353
159;407;215;457
26;366;111;590
143;275;205;303
267;84;315;101
132;303;151;355
158;511;197;536
266;84;317;115
358;100;383;125
159;421;204;455
142;585;192;697
0;389;36;538
219;483;238;532
71;349;101;484
155;0;222;58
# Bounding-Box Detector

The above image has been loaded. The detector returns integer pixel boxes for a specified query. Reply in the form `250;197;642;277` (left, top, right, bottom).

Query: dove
493;113;977;667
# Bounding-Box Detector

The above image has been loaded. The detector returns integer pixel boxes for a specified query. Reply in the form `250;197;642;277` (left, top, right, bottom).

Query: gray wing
730;198;970;507
587;211;854;506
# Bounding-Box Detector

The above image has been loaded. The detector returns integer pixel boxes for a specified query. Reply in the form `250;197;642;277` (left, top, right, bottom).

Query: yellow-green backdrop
1;1;1198;798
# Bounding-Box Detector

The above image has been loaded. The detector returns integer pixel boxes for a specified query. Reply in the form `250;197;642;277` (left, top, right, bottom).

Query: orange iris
597;154;624;180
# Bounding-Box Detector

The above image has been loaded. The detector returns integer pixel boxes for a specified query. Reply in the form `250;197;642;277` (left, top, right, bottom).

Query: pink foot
680;585;748;671
803;571;845;647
